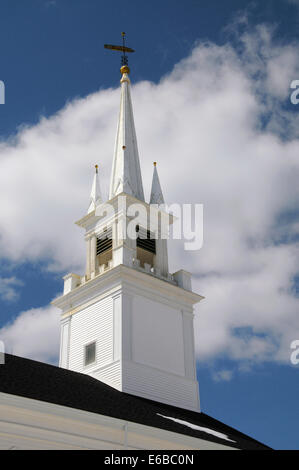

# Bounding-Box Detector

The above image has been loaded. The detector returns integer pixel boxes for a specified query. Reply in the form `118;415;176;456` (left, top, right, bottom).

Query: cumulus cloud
0;305;60;364
0;277;23;302
0;19;298;368
212;370;234;382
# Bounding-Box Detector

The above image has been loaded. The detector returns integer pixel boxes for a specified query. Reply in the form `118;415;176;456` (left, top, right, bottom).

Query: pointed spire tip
150;161;164;205
109;48;145;201
88;164;102;214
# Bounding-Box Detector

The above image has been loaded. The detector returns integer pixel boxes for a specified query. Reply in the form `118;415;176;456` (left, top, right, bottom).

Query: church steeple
53;37;203;413
109;66;145;201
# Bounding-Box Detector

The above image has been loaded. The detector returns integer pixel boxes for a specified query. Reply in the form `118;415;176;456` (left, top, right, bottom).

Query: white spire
109;68;145;201
150;162;164;205
88;165;102;214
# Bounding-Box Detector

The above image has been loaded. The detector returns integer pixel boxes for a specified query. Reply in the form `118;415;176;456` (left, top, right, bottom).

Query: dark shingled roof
0;354;270;450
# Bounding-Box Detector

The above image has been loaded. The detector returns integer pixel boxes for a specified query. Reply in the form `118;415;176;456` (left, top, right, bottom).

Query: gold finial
120;65;130;75
121;32;126;37
95;164;99;174
153;162;157;167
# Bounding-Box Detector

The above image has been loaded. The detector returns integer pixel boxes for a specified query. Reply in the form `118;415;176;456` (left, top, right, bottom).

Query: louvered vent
97;228;112;255
136;226;156;254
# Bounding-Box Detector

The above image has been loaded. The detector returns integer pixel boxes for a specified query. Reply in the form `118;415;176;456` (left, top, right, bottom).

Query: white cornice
52;264;204;314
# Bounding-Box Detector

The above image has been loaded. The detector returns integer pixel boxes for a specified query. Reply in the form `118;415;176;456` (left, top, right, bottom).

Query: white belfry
150;162;164;205
87;165;102;214
109;69;144;201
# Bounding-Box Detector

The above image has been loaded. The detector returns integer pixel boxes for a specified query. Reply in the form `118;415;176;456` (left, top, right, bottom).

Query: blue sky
0;0;299;450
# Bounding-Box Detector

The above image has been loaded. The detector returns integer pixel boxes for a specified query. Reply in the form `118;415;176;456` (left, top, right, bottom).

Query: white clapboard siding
69;297;113;372
92;361;121;390
123;361;199;411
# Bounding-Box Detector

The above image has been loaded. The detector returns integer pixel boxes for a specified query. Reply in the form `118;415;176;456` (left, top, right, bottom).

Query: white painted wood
123;361;200;411
87;168;102;214
68;296;113;373
131;295;185;376
59;317;71;368
150;163;164;205
56;264;202;411
182;312;196;380
109;72;145;201
63;273;81;295
90;235;97;275
122;292;133;362
173;270;192;291
85;237;91;279
155;238;169;278
53;68;204;413
0;392;235;450
113;295;121;362
92;361;122;390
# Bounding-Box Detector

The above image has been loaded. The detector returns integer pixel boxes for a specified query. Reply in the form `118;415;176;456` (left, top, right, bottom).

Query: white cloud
194;244;299;364
0;277;23;302
0;306;60;364
0;20;298;367
212;370;234;382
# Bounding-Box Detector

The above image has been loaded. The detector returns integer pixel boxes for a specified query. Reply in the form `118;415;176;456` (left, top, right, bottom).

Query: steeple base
53;265;202;412
92;360;200;412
